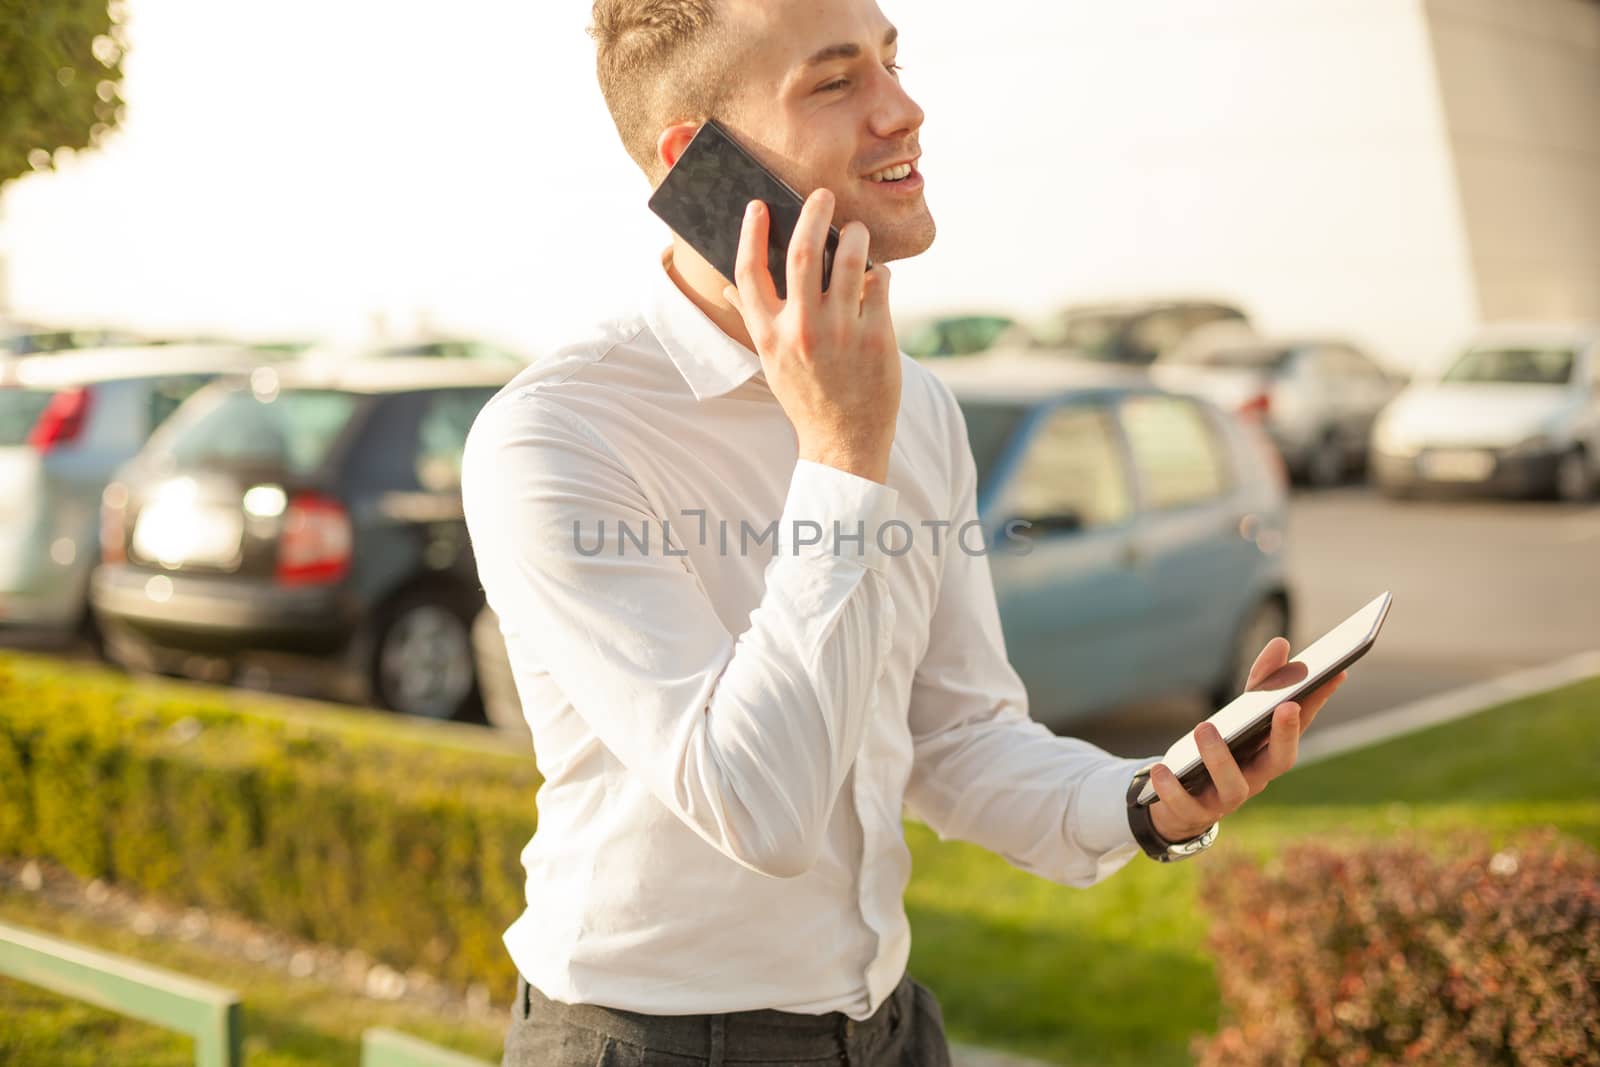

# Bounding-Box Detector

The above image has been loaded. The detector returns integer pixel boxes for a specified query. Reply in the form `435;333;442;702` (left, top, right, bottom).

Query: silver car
1371;323;1600;502
1153;337;1402;487
0;344;281;641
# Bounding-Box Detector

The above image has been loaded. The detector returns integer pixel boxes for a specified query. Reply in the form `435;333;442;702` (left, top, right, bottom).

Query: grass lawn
2;675;1596;1066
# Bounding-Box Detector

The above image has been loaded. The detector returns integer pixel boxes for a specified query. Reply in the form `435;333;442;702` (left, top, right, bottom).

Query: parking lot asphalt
1074;485;1600;758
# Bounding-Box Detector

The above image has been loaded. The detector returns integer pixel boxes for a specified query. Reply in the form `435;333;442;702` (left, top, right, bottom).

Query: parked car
1001;298;1252;366
898;312;1017;359
1152;337;1402;486
1371;323;1600;502
474;357;1292;732
0;344;279;643
1;320;148;357
91;358;519;719
296;337;531;367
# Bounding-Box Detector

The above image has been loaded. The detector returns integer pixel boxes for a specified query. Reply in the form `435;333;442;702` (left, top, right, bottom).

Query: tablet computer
1133;591;1393;807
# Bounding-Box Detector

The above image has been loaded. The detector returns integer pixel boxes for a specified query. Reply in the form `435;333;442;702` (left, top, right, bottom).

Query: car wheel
1209;597;1289;711
369;589;480;720
1305;432;1345;489
1554;447;1595;504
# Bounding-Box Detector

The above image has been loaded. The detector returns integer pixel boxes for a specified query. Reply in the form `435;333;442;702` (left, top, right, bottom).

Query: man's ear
656;122;701;173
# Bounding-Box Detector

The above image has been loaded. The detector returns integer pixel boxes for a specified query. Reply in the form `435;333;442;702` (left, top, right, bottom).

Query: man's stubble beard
850;198;937;265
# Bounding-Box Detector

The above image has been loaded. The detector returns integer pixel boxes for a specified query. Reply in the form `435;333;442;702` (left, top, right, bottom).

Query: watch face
1164;822;1219;862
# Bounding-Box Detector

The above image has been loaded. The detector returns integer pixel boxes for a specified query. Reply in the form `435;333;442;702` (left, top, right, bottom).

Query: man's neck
663;241;758;355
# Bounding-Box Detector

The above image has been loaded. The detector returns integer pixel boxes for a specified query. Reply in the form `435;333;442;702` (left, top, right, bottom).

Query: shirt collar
643;247;765;402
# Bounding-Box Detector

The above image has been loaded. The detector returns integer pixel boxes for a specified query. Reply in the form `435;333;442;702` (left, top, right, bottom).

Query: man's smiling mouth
865;162;915;183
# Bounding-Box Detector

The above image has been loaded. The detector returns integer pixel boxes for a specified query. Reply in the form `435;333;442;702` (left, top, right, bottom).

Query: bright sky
0;1;1475;365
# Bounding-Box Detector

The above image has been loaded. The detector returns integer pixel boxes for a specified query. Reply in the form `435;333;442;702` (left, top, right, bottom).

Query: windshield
0;389;60;446
149;383;364;475
957;399;1030;500
1025;311;1123;358
1441;347;1574;386
1167;344;1291;369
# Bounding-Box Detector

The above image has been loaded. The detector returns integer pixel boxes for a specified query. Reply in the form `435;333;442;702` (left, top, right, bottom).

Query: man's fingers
859;263;893;328
733;200;780;320
1149;763;1212;830
828;220;871;312
1195;723;1250;812
1245;636;1291;692
1244;701;1301;791
1296;670;1347;735
786;188;835;304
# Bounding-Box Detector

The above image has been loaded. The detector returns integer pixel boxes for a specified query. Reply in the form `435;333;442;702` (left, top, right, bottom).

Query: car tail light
276;493;352;586
101;481;129;565
1237;392;1271;419
28;387;93;451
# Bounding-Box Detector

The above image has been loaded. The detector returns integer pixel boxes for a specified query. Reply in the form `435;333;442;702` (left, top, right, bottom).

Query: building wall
895;0;1484;371
1424;0;1600;331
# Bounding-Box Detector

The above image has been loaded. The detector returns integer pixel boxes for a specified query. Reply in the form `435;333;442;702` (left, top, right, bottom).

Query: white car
1371;323;1600;502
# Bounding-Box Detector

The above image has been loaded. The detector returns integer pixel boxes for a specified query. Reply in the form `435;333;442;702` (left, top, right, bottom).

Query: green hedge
0;653;539;992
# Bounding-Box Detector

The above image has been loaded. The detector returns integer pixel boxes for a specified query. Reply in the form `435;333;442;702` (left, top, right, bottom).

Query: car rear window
1170;344;1291;369
957;399;1030;500
0;389;60;446
150;383;364;476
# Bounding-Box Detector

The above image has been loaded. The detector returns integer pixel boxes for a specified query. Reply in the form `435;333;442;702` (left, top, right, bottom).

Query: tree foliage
0;0;128;189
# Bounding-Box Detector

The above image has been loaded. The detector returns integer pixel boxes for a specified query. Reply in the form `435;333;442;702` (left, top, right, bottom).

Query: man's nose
870;75;925;141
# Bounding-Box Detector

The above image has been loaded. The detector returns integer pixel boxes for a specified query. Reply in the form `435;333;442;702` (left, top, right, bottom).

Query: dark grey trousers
502;972;954;1066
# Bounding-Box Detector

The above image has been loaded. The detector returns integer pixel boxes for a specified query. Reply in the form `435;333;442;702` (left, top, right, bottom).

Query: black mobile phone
647;119;856;301
1133;591;1393;807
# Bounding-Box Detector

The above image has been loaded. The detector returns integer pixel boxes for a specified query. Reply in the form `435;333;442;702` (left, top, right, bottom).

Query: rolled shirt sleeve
463;393;899;879
902;384;1144;888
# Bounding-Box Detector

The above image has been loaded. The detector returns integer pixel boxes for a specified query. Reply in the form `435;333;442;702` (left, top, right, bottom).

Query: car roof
1;344;274;389
926;353;1157;404
1052;297;1245;316
263;356;521;394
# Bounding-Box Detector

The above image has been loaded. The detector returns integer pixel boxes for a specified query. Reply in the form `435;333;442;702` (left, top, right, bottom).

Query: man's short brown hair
589;0;737;180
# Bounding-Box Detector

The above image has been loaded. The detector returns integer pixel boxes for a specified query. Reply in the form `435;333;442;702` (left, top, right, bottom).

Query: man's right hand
723;190;901;486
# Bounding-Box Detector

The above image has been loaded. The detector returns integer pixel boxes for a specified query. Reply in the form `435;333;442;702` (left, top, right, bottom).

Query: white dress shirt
460;250;1144;1021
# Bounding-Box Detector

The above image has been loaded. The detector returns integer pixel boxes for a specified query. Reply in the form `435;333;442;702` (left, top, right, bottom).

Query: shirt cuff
777;459;902;574
1067;755;1148;855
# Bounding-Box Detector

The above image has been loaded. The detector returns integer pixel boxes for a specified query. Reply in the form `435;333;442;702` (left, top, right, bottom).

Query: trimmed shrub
0;653;539;991
1195;832;1600;1066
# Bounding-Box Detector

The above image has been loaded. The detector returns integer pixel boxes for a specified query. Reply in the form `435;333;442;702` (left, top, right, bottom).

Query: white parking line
1297;648;1600;765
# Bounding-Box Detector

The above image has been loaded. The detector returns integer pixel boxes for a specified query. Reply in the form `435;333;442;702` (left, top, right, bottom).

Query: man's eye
885;62;903;77
818;78;849;93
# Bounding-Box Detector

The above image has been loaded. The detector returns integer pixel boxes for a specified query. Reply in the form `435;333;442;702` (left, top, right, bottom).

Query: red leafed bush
1195;832;1600;1066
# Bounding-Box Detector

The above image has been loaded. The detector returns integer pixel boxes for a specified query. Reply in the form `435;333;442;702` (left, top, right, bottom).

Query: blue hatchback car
926;355;1294;727
473;355;1294;736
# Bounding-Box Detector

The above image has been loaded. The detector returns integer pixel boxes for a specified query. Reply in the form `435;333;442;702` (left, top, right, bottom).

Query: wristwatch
1125;763;1219;863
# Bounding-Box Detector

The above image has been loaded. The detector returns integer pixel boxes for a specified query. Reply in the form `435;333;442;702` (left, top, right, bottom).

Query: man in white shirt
462;1;1347;1064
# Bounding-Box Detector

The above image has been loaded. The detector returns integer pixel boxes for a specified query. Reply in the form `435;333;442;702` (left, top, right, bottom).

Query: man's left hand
1147;637;1347;843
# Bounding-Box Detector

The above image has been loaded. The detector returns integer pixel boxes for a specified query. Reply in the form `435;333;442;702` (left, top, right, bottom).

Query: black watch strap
1125;764;1218;863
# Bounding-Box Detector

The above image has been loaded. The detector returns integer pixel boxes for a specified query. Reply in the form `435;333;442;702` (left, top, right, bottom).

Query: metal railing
0;919;242;1067
361;1026;496;1067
